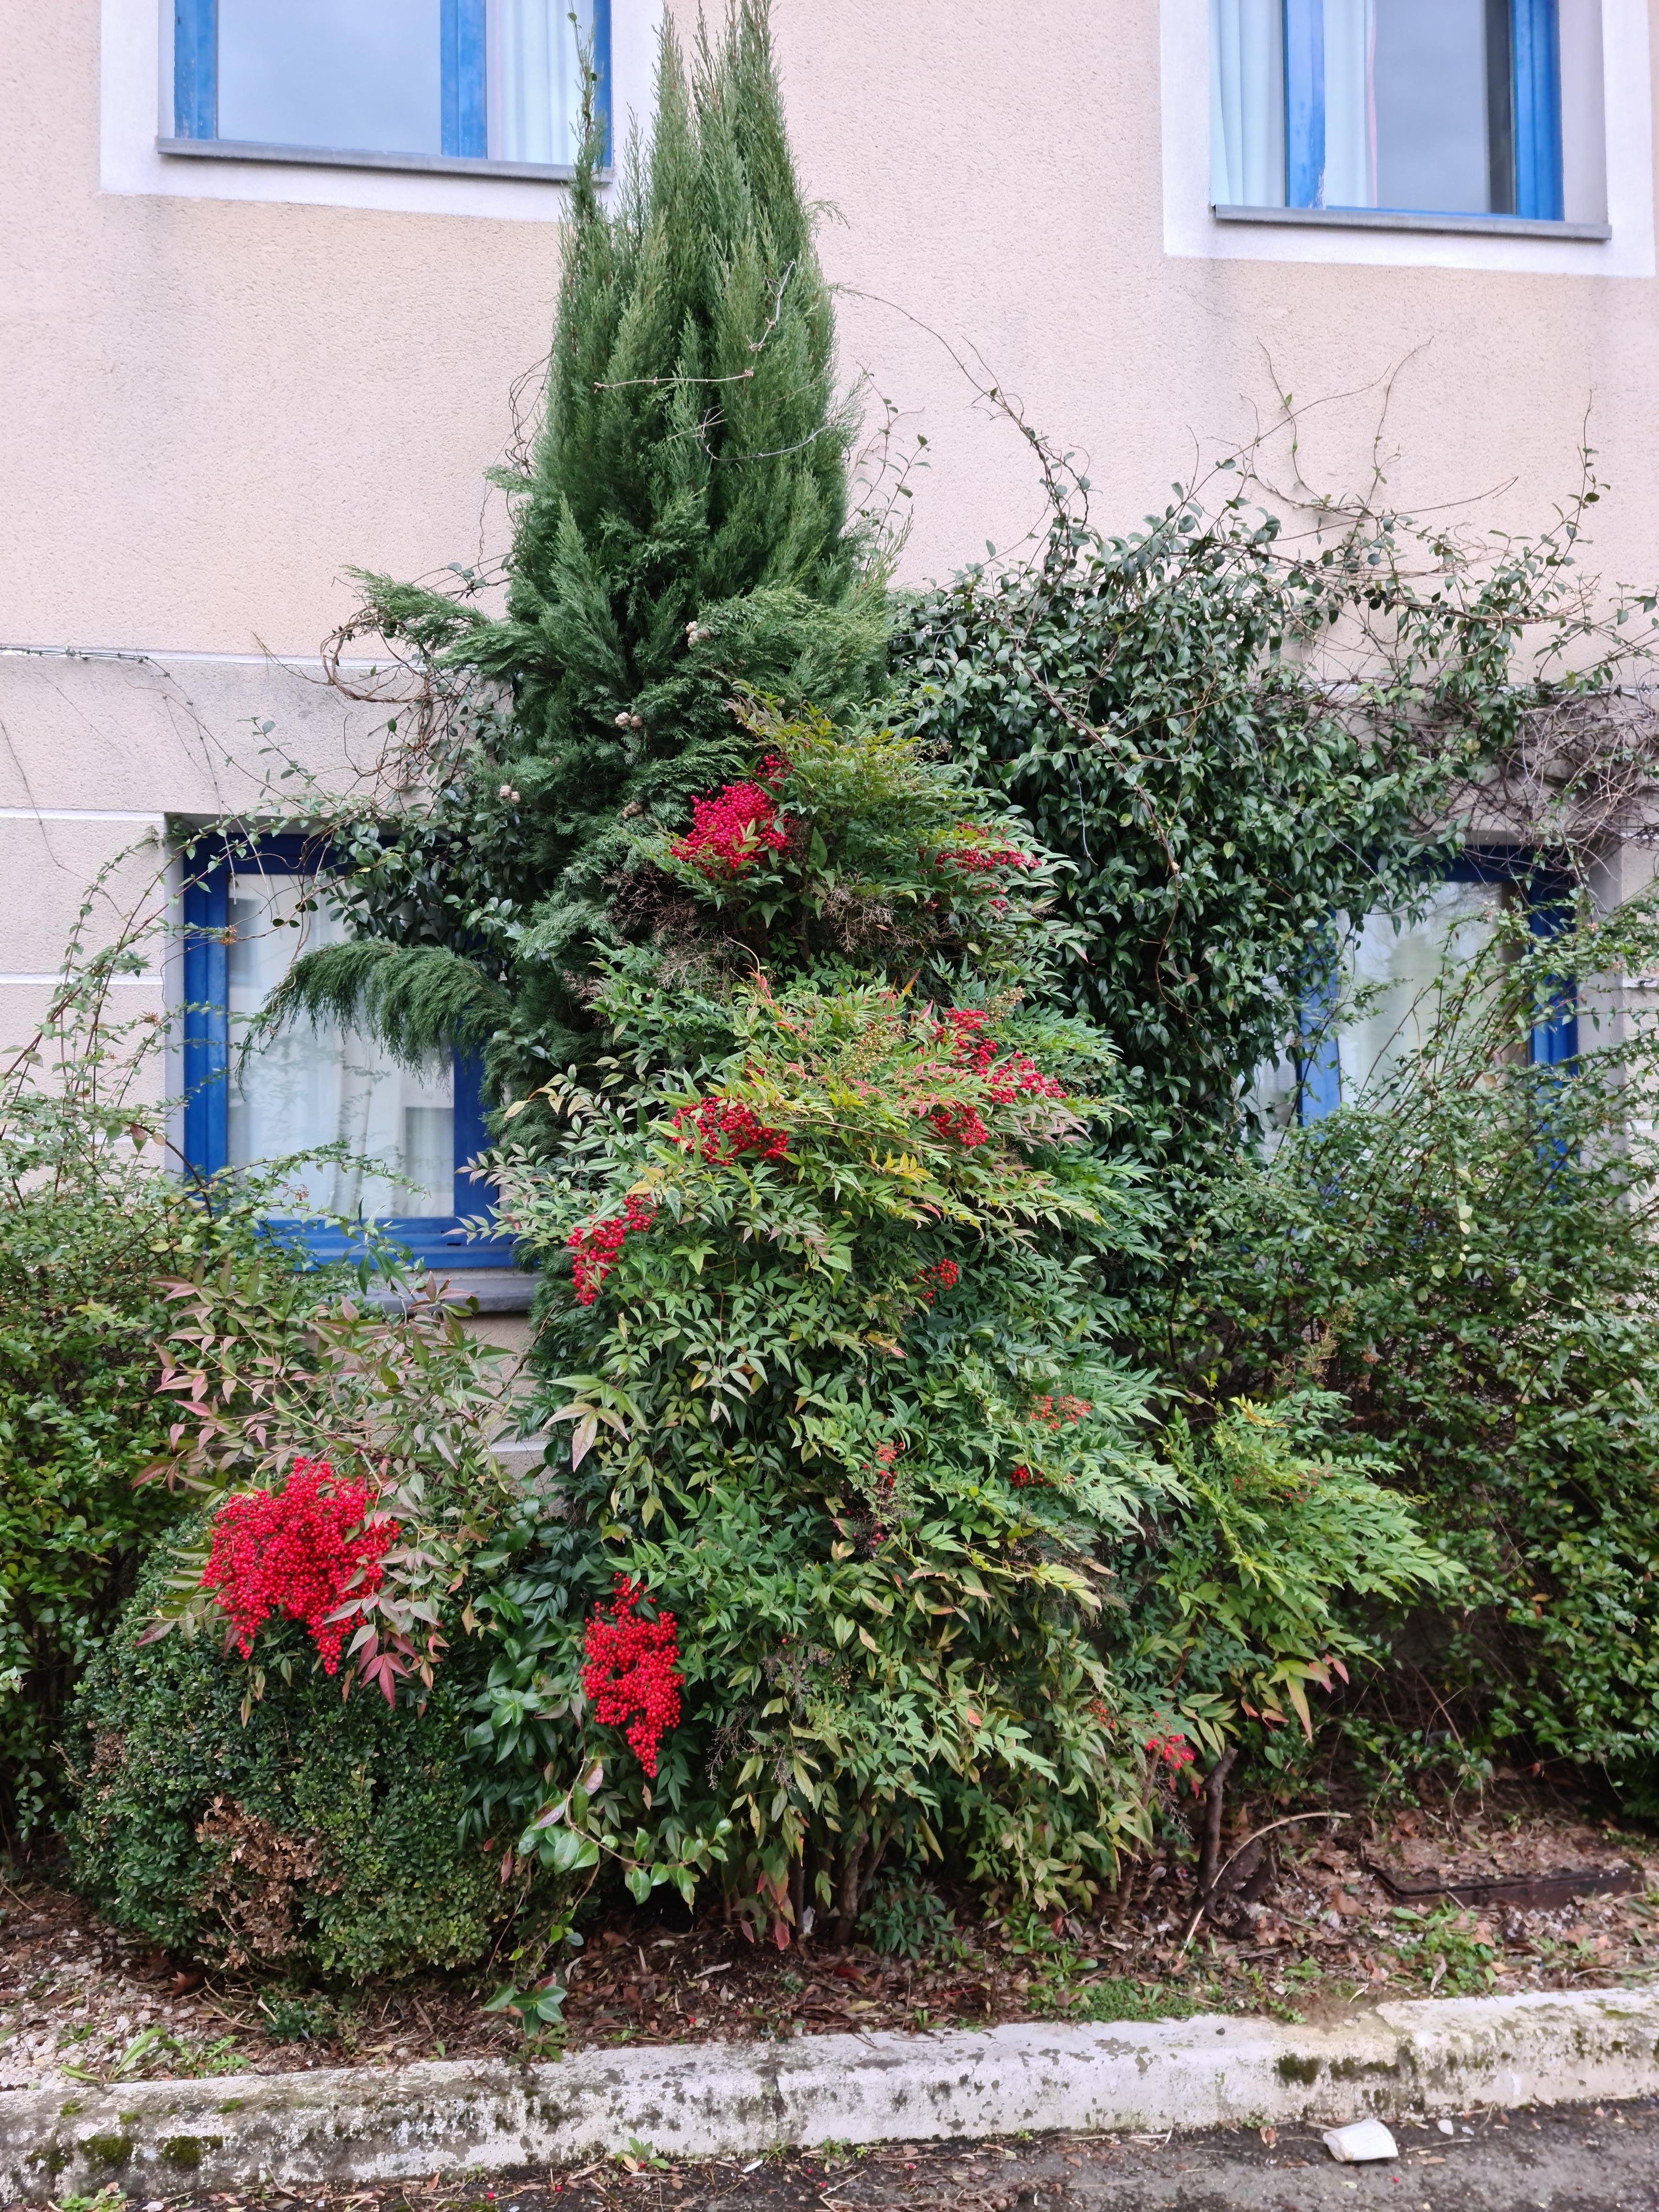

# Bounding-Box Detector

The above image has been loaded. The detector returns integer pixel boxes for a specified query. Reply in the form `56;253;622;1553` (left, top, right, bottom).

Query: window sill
367;1267;538;1316
156;136;600;186
1212;203;1612;242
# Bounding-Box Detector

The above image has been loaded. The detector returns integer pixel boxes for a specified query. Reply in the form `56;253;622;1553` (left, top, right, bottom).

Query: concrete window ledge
8;1989;1658;2198
155;137;595;186
367;1269;537;1316
1211;203;1613;242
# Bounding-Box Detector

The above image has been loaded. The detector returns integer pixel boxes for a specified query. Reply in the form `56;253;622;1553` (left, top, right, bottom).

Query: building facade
3;0;1656;1261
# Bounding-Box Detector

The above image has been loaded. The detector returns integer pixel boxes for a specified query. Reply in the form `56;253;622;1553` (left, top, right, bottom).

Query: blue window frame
181;836;516;1269
1214;0;1563;221
1296;849;1576;1124
169;0;610;172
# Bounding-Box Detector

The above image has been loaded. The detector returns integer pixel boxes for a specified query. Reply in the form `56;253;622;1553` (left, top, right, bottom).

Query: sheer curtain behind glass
493;0;595;164
1325;0;1496;212
226;875;454;1219
1321;0;1377;208
1210;0;1285;206
1212;0;1506;213
1335;883;1512;1101
218;0;443;154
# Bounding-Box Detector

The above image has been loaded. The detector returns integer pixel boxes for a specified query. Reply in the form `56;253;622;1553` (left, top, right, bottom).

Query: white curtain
495;0;593;166
1209;0;1285;208
226;874;454;1219
1320;0;1377;208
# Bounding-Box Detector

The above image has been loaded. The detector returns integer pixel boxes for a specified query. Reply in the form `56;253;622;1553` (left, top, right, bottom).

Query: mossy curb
5;1989;1658;2203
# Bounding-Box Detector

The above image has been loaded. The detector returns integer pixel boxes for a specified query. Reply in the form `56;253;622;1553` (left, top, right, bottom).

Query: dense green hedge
1159;909;1659;1807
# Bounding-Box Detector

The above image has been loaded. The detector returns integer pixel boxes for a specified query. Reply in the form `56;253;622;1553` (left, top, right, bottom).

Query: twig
1176;1811;1350;1958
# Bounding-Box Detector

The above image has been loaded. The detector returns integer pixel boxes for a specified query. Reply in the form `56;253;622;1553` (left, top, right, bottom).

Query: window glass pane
492;0;594;165
1209;0;1286;206
1335;881;1511;1101
226;873;454;1219
1370;0;1497;213
1245;1046;1303;1148
218;0;443;156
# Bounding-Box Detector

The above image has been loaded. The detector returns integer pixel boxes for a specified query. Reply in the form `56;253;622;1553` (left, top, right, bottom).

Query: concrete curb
6;1990;1658;2201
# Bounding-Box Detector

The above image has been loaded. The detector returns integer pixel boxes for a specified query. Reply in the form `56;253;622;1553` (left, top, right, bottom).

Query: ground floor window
1252;850;1577;1135
181;837;514;1266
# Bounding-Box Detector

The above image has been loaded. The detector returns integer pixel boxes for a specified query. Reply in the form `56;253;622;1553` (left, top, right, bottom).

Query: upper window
1211;0;1564;220
169;0;609;173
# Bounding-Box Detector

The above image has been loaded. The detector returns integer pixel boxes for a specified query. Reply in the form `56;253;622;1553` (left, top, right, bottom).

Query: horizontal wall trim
1212;203;1612;241
0;973;163;986
157;136;603;186
0;808;165;822
0;643;387;669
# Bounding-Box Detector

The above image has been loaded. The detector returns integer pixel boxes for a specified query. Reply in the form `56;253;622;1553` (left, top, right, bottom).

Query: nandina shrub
473;964;1446;1942
0;1097;351;1845
65;1534;503;1980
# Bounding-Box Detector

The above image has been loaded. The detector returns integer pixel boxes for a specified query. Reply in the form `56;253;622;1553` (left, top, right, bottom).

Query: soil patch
4;1786;1654;2093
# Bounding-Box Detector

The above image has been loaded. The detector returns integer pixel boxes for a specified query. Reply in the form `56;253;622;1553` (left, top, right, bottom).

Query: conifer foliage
279;2;886;1085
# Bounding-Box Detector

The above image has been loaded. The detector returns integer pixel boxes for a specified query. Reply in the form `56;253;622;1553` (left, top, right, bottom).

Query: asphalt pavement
75;2100;1658;2212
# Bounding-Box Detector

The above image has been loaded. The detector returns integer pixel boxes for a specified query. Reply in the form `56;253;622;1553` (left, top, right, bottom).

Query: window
181;839;515;1267
1252;852;1576;1132
168;0;609;175
1211;0;1565;220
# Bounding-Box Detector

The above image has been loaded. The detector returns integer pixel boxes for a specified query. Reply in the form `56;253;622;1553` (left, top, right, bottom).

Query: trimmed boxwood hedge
65;1543;503;1983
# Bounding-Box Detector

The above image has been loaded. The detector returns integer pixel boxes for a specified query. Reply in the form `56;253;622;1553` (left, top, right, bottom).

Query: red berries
918;1008;1068;1148
567;1193;656;1305
927;1103;991;1149
670;780;789;880
672;1095;789;1163
580;1576;684;1778
1033;1394;1092;1428
934;825;1036;875
1145;1727;1196;1776
200;1456;397;1674
912;1258;961;1304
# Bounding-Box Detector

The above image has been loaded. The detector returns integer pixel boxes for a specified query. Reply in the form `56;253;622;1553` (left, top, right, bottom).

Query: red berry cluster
200;1456;397;1674
1007;1463;1044;1490
568;1194;656;1305
1033;1393;1091;1429
580;1575;684;1777
926;1103;991;1149
1145;1727;1197;1776
935;824;1037;875
984;1053;1066;1105
933;1007;994;1059
672;1095;789;1163
917;1009;1067;1148
670;780;789;879
912;1258;961;1305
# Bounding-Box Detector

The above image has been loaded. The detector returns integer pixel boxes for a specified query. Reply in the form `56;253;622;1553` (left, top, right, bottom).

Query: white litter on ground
1323;2119;1400;2163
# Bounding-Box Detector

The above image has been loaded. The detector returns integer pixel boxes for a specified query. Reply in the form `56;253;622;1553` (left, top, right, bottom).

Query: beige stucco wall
2;0;1658;1002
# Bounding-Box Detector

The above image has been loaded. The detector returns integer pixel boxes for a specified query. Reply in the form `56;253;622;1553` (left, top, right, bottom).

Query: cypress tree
276;0;886;1085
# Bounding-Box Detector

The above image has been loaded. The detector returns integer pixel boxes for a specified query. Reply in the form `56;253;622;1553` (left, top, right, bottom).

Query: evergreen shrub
893;439;1657;1188
274;0;887;1094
